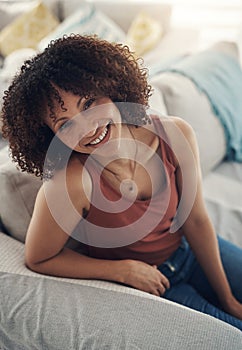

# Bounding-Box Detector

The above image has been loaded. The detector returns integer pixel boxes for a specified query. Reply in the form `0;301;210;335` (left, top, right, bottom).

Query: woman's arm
25;185;121;281
24;162;125;281
25;163;169;296
172;117;242;318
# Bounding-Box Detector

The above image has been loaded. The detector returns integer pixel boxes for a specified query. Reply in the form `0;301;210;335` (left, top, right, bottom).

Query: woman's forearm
183;217;233;306
25;247;128;283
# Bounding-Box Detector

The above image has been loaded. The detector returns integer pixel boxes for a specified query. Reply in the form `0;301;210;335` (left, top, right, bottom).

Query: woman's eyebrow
53;97;83;127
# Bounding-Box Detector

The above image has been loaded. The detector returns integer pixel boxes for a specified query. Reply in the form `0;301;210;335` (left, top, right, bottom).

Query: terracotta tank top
75;116;183;266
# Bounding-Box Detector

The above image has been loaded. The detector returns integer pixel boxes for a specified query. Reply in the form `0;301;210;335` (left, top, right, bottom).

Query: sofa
0;1;242;349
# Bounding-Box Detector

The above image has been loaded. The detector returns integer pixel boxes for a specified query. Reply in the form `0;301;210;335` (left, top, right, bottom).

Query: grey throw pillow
0;146;42;242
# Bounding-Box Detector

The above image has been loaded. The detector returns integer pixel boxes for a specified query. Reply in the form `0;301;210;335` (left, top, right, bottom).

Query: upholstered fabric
0;147;41;242
0;0;59;32
203;161;242;248
149;42;240;176
60;0;172;34
151;72;226;176
126;11;164;56
0;1;37;31
158;52;242;162
0;1;59;57
1;233;242;350
38;2;126;51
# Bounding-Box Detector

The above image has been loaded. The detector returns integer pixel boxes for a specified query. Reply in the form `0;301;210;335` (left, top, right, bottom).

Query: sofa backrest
60;1;172;33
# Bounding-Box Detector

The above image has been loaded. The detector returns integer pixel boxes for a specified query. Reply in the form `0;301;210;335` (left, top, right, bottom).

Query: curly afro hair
1;34;152;177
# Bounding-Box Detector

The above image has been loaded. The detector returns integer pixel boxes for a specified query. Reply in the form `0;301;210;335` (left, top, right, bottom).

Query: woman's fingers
152;264;171;294
160;274;170;290
150;283;167;297
157;283;167;296
151;275;170;296
127;260;171;297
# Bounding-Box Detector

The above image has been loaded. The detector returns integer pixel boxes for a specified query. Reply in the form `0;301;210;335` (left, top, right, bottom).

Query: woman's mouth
87;123;111;146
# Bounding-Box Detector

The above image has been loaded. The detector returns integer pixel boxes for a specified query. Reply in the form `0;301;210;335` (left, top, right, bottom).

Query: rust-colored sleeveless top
76;116;183;266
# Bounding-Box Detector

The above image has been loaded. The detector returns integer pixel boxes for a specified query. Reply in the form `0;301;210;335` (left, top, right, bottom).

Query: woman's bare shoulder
139;115;193;136
161;116;195;139
40;154;92;214
155;116;198;167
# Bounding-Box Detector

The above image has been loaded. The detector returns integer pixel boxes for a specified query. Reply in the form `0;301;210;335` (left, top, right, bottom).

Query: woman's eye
83;98;95;111
59;120;72;132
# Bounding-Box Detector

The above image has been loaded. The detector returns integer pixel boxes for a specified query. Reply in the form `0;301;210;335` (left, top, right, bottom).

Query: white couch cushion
60;1;172;34
151;72;226;176
0;147;41;242
150;42;240;176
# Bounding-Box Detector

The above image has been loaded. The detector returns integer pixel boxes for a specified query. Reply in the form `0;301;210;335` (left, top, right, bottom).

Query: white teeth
89;126;108;145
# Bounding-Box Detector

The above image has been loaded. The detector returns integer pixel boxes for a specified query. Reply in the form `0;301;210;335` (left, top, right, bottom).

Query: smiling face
45;90;122;155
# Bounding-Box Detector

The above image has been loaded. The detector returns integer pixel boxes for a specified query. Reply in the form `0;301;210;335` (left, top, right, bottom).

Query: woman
2;35;242;330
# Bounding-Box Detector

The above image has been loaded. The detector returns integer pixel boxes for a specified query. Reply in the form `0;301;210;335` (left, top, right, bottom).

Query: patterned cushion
0;1;37;31
0;1;59;57
126;11;164;56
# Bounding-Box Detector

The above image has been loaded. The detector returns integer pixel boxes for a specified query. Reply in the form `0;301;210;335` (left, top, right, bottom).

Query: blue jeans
158;236;242;331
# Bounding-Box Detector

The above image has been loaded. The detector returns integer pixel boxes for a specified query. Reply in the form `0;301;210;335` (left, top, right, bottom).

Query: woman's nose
84;127;98;138
76;120;99;142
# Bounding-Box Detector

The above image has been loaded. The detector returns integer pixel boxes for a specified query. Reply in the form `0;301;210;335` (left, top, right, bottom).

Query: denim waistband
158;236;195;285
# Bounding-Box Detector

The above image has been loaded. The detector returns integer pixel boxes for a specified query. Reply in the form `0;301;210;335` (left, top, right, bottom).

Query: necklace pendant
120;179;137;199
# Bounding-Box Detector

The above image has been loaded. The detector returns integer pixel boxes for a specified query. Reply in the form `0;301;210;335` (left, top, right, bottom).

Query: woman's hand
121;260;170;297
222;295;242;320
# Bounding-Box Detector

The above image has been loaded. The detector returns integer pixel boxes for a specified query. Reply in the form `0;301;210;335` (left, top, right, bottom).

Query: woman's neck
90;122;159;181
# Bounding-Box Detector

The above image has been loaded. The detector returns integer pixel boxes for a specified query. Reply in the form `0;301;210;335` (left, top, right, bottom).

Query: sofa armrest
1;232;242;349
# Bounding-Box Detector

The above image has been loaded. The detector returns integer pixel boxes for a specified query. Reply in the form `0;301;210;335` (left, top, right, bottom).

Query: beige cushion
0;147;41;242
0;1;37;31
0;0;59;31
0;1;59;57
126;11;163;56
